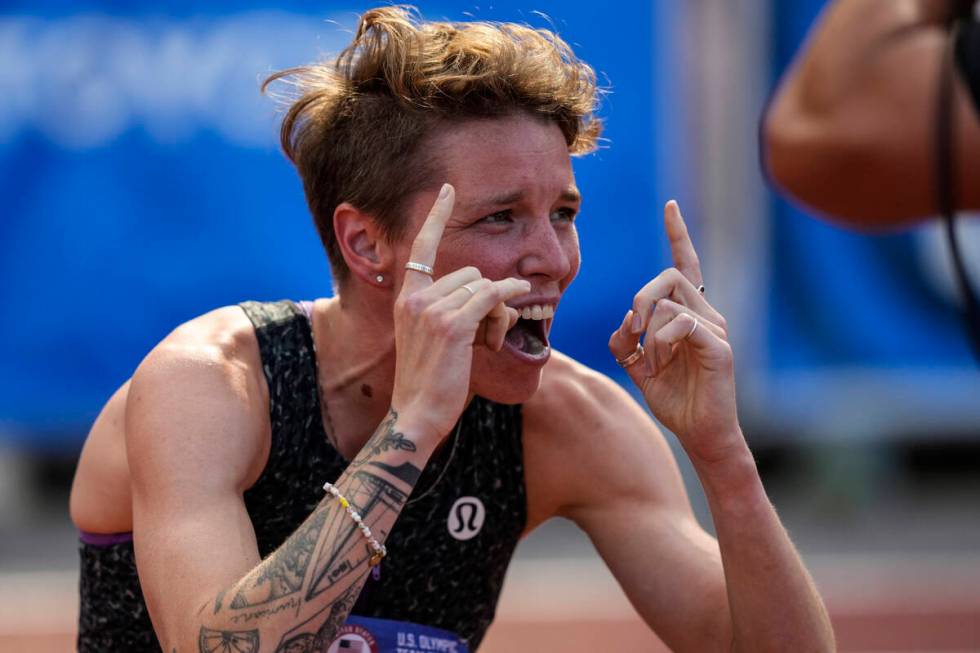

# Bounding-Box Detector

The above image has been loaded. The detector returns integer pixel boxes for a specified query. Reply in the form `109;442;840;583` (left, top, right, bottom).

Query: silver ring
460;283;476;296
616;344;645;368
405;261;434;276
697;284;705;295
686;318;699;339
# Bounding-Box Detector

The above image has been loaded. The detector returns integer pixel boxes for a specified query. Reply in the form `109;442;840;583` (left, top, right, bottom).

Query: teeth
518;304;556;321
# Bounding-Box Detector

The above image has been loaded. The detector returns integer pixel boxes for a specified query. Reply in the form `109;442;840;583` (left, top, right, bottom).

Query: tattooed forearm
305;471;407;601
350;409;417;465
274;585;361;653
198;626;259;653
230;508;329;609
369;460;422;485
198;409;425;651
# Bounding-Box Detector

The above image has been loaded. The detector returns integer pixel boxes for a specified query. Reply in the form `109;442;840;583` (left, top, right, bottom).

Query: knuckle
432;312;457;336
401;293;427;315
485;284;504;303
717;314;729;334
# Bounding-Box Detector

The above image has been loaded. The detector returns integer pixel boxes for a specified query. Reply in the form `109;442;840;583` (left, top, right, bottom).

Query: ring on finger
405;261;434;276
460;283;476;296
686;318;699;339
616;344;645;368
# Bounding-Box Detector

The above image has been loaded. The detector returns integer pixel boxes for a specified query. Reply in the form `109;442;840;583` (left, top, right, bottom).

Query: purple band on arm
79;530;134;546
298;300;314;322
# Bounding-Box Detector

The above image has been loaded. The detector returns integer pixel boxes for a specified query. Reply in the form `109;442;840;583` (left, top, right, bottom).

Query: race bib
327;615;469;653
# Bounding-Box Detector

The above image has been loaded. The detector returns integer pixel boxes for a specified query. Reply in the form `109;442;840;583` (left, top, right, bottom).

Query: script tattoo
198;626;259;653
350;409;417;465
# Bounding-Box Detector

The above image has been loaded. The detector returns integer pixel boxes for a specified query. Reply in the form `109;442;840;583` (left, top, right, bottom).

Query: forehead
428;114;575;197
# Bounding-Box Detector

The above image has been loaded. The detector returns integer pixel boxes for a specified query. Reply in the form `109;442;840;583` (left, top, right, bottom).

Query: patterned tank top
77;300;527;652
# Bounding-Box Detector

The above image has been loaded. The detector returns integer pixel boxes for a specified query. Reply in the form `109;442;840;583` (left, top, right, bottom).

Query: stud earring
376;274;384;283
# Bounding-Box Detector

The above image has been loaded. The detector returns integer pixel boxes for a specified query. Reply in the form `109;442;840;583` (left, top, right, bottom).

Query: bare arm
599;202;833;651
532;359;830;652
763;0;980;225
130;183;529;652
128;343;435;652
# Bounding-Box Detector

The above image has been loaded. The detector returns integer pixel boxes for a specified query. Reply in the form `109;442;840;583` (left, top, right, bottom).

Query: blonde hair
264;5;602;283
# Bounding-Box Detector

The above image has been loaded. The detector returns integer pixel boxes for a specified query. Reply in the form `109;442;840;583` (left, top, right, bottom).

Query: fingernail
631;311;643;334
439;183;452;199
621;309;633;331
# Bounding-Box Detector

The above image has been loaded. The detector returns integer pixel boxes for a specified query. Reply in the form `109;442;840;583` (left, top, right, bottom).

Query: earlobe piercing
376;274;384;283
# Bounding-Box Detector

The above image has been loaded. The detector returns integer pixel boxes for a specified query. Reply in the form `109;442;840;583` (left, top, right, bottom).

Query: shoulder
524;349;651;443
126;304;270;495
522;350;685;525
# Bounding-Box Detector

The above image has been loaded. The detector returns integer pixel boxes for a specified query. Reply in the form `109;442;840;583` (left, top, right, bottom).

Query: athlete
71;6;834;652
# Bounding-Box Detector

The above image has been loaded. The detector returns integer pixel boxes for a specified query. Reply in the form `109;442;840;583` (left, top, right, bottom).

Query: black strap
938;20;980;361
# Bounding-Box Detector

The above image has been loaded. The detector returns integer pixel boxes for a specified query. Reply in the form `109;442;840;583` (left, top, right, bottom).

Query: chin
469;348;546;404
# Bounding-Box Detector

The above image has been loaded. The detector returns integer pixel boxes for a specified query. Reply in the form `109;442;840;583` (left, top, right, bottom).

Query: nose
516;216;574;281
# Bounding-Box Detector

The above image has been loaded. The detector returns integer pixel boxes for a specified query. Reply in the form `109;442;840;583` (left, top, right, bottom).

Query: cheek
563;229;582;280
438;238;516;278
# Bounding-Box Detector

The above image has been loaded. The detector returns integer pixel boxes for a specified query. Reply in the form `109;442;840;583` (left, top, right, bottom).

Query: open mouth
503;304;553;362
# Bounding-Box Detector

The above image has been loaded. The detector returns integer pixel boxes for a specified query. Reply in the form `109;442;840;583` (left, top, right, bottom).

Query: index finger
664;200;703;286
404;183;455;288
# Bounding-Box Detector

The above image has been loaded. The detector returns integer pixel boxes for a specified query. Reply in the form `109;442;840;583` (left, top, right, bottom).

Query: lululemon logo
448;496;485;541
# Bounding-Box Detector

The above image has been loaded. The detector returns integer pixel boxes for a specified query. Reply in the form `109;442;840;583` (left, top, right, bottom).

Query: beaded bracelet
322;481;388;566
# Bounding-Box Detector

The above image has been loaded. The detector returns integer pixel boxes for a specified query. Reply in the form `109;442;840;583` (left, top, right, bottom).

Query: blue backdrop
0;1;666;447
3;1;977;449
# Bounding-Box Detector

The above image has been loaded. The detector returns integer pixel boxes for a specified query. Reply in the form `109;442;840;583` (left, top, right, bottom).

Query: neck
311;291;398;458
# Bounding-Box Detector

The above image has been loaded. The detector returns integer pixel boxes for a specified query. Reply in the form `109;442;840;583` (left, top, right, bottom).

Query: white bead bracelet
322;481;388;566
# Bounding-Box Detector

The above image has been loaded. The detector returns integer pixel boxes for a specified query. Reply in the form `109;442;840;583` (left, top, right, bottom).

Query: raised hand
390;183;531;445
608;200;740;464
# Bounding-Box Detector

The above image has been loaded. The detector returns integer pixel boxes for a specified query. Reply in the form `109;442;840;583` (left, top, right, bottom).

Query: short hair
264;5;602;285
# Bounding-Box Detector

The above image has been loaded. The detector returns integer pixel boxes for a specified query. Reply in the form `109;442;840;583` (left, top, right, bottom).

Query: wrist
386;405;444;453
687;432;764;507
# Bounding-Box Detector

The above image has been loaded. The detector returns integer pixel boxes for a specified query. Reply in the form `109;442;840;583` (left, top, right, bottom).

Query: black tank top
77;299;527;652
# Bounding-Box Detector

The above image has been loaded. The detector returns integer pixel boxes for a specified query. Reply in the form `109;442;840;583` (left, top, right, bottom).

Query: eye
480;209;513;224
551;207;577;223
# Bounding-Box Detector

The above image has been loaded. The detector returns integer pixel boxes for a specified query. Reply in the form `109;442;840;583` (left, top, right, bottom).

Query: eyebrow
470;187;582;210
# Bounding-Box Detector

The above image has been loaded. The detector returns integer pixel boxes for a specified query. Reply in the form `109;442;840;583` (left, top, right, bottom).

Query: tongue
505;326;526;350
505;321;546;356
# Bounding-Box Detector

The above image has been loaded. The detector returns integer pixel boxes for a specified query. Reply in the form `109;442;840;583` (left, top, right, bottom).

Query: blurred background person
763;1;980;360
764;0;980;227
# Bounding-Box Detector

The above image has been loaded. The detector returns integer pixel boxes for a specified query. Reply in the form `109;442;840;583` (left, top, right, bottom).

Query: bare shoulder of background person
762;0;980;228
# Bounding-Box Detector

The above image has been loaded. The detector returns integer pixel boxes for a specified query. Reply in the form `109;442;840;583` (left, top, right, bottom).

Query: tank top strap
238;299;341;556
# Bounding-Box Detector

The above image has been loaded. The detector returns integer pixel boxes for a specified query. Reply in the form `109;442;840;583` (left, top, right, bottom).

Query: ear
333;202;395;287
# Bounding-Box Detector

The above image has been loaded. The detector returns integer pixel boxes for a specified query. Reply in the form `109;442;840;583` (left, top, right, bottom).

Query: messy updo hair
264;5;602;285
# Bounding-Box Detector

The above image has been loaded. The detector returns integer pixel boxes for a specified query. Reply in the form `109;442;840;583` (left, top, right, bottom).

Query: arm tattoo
305;471;407;601
273;585;361;653
202;409;422;650
368;460;422;485
349;409;417;465
198;626;259;653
